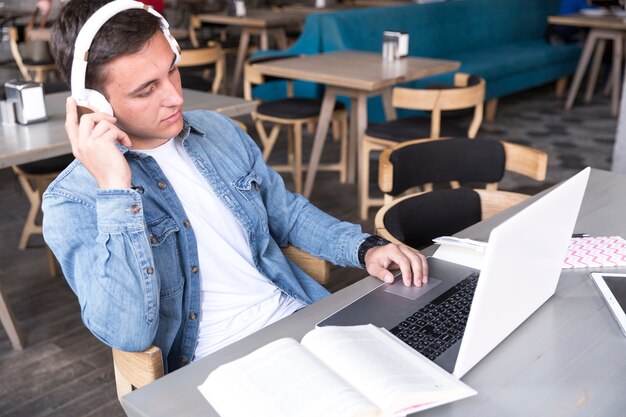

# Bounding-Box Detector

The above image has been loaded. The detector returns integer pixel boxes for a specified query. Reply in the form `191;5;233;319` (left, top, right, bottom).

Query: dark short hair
50;0;162;94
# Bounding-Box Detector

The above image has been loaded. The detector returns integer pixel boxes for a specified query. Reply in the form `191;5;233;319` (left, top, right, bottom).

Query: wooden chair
178;41;225;94
373;136;547;249
375;187;530;248
7;26;58;83
12;154;75;277
244;56;348;194
378;137;547;202
112;245;330;400
360;73;486;219
189;14;240;57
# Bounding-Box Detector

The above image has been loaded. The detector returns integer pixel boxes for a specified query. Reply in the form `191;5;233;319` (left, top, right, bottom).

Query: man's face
102;32;184;150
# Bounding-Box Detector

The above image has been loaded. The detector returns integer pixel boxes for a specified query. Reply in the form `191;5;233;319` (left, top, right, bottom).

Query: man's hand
364;243;429;287
65;97;133;189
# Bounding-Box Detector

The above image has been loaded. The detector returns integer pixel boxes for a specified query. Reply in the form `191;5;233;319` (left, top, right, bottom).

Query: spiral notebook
563;236;626;268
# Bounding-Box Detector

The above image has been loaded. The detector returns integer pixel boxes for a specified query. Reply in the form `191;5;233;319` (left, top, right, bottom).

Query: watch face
370;236;389;246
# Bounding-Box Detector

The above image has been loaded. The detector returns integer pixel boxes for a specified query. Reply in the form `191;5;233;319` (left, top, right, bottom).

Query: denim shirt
42;111;369;373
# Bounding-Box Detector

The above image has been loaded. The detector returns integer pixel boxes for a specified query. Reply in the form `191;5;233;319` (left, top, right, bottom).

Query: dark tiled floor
0;72;617;416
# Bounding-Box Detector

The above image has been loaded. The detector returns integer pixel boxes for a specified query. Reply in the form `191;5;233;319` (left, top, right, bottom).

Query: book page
198;338;381;417
302;325;476;415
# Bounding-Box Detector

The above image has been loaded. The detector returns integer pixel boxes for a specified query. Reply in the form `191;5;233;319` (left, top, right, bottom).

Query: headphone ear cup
77;105;95;119
76;89;114;117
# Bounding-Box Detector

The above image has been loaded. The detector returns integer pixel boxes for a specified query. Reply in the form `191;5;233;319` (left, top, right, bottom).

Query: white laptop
319;167;590;377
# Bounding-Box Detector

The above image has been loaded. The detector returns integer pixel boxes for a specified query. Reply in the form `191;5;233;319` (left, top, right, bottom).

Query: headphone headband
71;0;180;115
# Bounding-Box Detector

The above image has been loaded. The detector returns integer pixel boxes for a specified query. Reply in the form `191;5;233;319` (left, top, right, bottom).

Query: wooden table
0;90;257;351
122;168;626;417
548;13;626;116
196;10;306;95
0;8;31;26
0;90;257;169
252;50;460;199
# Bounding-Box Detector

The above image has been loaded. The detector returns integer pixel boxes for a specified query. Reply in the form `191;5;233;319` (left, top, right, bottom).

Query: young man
43;0;428;373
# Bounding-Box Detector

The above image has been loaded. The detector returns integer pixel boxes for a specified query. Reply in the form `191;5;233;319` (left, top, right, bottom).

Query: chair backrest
8;26;31;80
378;137;547;197
8;25;56;82
391;73;486;138
178;41;225;94
188;14;201;48
374;187;529;249
112;245;330;400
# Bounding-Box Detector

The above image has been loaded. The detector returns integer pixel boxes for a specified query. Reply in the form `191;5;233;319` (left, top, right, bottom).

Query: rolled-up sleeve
43;187;159;352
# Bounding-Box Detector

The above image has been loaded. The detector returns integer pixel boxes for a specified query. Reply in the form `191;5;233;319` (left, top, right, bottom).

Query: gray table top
122;168;626;417
0;90;257;169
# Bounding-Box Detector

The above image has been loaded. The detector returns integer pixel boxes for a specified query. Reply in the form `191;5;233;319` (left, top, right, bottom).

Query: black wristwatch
358;235;391;268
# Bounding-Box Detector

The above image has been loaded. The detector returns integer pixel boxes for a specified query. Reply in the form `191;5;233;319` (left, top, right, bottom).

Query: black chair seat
366;115;469;142
17;154;74;175
258;98;345;120
22;58;56;66
383;188;482;249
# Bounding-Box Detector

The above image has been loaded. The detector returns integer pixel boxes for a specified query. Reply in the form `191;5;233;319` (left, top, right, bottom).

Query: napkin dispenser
4;80;47;124
382;31;409;61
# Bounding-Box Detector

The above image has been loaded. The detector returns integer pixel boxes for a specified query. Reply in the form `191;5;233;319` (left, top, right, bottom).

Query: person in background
141;0;165;13
548;0;596;45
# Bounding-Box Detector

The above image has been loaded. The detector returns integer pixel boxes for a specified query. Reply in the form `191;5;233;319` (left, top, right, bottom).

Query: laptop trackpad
384;278;442;300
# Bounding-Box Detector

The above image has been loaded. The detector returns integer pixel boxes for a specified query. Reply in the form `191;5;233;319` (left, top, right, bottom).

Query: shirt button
146;266;154;275
189;312;198;320
183;220;191;228
158;181;167;189
180;356;188;365
150;235;158;245
132;154;141;159
191;266;199;273
130;205;141;214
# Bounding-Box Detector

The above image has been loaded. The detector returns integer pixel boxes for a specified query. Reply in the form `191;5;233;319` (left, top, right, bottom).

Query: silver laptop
319;167;590;378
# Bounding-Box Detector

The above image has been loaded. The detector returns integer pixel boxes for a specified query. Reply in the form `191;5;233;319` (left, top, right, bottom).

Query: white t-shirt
140;139;305;360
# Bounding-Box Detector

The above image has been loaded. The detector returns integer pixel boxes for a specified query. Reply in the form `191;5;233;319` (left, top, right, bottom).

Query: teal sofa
255;0;581;121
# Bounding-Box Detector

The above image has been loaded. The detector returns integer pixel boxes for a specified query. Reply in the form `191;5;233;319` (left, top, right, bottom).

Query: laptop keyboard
390;273;479;360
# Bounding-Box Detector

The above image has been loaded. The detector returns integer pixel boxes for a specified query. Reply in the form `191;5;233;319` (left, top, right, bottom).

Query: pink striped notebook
563;236;626;269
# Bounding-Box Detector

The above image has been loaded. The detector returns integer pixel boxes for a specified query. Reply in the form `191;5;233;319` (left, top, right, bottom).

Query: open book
198;324;476;417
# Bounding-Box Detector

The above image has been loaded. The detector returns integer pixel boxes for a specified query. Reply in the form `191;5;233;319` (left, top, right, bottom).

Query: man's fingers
67;97;119;146
399;245;428;286
420;252;429;282
65;97;79;145
384;244;413;287
90;119;117;138
368;262;395;284
76;114;119;146
364;243;430;287
101;127;132;148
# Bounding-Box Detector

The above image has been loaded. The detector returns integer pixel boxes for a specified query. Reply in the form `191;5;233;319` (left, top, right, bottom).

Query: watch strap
358;235;391;268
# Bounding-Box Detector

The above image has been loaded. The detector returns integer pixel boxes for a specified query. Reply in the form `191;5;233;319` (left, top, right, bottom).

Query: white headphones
71;0;181;116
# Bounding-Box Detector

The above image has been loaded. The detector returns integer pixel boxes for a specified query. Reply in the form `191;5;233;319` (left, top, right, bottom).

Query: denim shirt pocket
146;216;184;300
233;170;269;234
